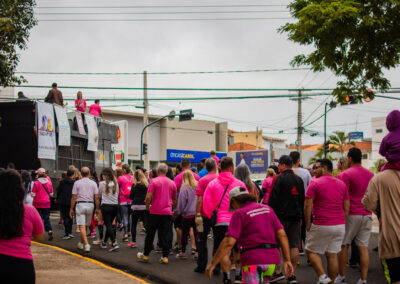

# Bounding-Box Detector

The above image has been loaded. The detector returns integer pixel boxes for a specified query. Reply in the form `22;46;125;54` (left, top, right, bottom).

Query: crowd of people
0;110;400;284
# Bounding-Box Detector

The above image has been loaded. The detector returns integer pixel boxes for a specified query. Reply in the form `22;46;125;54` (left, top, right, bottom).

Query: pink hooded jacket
32;177;53;208
118;174;133;204
202;171;246;223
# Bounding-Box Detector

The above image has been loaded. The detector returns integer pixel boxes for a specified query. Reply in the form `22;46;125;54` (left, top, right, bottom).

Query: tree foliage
0;0;37;87
308;144;335;165
280;0;400;103
327;131;355;157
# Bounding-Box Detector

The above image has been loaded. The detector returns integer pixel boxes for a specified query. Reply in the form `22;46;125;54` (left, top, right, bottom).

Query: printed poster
75;111;86;135
54;105;71;146
37;102;56;160
85;114;98;151
236;151;268;174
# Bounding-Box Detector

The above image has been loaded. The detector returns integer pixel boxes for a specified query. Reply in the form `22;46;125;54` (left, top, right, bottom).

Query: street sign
349;131;363;140
179;109;194;122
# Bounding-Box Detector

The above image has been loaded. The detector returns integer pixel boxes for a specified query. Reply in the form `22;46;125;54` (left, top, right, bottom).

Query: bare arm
206;236;236;279
172;195;177;210
69;194;77;218
304;198;313;231
343;199;350;223
145;192;152;211
196;195;202;216
33;233;45;242
95;194;100;210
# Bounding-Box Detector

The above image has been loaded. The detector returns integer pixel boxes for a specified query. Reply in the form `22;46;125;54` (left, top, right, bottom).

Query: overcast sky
16;0;400;145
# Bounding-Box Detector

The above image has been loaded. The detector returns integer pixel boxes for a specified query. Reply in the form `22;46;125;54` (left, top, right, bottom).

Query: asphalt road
42;213;387;284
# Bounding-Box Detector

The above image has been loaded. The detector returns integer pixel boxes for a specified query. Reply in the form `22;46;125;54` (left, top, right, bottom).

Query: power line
15;68;311;75
35;11;289;15
18;85;335;91
35;5;289;9
37;17;292;22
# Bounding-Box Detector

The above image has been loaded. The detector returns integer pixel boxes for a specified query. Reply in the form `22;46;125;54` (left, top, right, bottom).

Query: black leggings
0;253;35;284
181;217;198;253
100;204;118;244
131;210;148;242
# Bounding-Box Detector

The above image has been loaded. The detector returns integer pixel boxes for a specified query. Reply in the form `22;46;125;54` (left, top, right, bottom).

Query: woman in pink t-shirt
0;170;44;284
74;91;86;113
261;168;277;204
206;187;293;284
31;168;54;241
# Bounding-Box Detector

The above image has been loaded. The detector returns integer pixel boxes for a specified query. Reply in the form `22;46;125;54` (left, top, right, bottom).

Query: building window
228;137;234;146
362;154;368;160
376;129;383;133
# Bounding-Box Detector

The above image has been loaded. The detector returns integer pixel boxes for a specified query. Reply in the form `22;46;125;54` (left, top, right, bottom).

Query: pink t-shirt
72;177;99;202
211;155;220;165
32;179;53;209
89;104;102;117
174;171;200;190
195;173;218;217
0;205;44;260
226;202;283;266
148;176;177;215
202;171;247;224
118;174;133;204
75;99;86;112
306;175;349;226
338;166;374;215
261;177;273;204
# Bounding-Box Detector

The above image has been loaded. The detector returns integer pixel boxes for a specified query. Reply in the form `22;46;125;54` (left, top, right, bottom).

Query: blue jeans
36;208;52;232
120;205;131;235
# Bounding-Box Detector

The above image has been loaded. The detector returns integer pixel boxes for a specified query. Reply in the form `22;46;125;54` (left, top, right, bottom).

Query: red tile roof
228;142;265;152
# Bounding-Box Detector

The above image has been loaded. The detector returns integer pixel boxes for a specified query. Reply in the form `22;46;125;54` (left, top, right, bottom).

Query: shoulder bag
210;184;230;227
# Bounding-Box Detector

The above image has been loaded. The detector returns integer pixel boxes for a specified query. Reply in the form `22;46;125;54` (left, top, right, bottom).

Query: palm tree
308;145;335;165
327;131;356;157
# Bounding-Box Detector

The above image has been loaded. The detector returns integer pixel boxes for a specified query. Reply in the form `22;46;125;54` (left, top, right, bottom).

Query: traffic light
142;143;148;155
341;95;357;105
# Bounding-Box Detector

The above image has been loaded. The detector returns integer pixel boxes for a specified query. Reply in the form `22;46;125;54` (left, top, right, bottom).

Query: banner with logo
166;149;226;163
37;102;56;160
75;111;86;135
54;105;71;146
85;114;98;151
235;150;268;174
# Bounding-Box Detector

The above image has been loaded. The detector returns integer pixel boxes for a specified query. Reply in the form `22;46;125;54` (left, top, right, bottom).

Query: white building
371;116;388;161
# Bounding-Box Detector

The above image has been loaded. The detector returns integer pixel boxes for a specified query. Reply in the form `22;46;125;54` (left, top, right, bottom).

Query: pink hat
37;168;46;174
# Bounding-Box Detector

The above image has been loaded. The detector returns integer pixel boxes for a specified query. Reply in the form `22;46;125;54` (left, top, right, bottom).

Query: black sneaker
194;267;205;273
288;275;298;284
223;278;232;284
270;272;285;283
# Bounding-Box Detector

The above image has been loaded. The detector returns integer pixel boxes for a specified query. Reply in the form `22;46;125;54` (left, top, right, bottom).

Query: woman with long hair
118;164;133;242
128;170;149;248
75;91;86;113
337;157;349;173
21;170;33;206
261;168;277;204
234;164;260;201
0;170;44;284
99;168;119;251
175;170;199;259
31;168;54;240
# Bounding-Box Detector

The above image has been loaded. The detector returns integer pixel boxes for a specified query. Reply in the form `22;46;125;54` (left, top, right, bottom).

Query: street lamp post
140;111;176;167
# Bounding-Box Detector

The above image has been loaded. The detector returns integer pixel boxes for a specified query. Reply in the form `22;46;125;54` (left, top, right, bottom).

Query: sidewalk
32;242;150;284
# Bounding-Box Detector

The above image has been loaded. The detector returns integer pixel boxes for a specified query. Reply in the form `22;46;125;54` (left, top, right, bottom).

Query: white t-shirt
99;181;119;205
24;181;34;206
292;167;312;193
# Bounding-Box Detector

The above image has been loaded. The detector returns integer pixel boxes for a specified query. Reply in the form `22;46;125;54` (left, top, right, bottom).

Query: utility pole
324;103;328;158
297;89;303;163
256;126;259;150
143;71;149;170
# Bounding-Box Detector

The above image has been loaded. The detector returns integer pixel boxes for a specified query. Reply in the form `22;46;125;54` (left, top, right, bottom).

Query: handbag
210;184;230;227
41;183;52;199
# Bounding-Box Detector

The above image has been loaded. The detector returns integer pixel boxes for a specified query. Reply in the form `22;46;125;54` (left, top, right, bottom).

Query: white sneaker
334;275;346;284
84;244;90;253
77;242;84;250
356;279;367;284
318;274;332;284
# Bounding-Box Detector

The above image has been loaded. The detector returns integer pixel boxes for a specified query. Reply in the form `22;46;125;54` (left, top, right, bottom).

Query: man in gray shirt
70;167;99;252
290;151;312;193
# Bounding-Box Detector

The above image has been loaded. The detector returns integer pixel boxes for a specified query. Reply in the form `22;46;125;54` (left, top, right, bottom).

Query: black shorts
174;215;183;229
0;253;35;284
385;257;400;283
281;220;301;249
